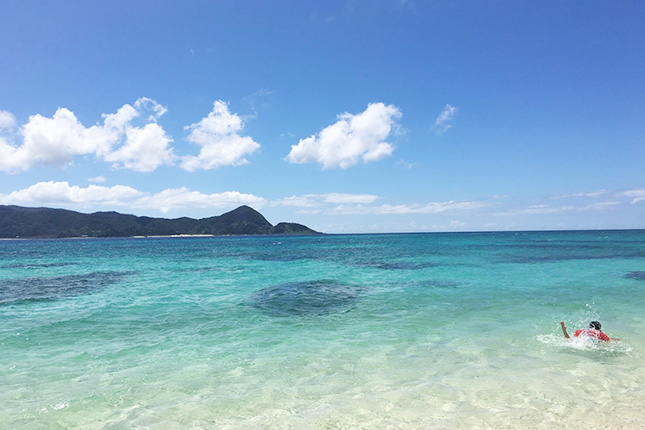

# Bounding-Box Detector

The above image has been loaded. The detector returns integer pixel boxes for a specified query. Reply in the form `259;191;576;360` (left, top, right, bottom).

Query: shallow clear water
1;231;645;429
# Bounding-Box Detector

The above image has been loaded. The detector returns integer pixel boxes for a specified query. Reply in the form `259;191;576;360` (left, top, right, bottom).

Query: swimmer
560;321;616;341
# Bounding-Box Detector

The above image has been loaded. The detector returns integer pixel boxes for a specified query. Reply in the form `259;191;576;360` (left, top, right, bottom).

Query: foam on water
1;231;645;429
536;333;634;356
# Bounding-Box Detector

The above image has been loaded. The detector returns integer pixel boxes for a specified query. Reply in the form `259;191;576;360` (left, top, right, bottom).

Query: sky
1;0;643;233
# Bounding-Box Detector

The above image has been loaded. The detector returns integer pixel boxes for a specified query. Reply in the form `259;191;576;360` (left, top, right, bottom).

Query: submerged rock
250;280;364;317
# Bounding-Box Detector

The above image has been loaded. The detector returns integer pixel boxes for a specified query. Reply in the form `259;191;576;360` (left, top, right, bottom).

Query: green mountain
0;205;320;238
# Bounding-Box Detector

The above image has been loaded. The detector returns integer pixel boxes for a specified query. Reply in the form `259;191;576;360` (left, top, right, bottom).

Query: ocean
1;230;644;429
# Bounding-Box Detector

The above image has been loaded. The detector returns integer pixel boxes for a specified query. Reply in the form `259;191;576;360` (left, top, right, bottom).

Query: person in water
560;321;612;341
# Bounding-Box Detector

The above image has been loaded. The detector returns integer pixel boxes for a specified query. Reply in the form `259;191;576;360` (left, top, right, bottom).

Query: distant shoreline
0;204;320;238
1;228;643;241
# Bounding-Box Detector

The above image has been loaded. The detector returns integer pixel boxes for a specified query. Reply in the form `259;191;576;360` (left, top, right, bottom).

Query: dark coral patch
0;271;131;305
624;271;645;281
250;280;364;317
360;261;439;270
0;262;79;269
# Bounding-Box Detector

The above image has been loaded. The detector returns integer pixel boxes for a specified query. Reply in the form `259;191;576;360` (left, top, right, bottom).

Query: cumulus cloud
133;188;266;213
0;181;143;206
0;98;174;173
180;100;261;171
286;102;401;169
0;110;17;129
103;123;174;172
433;104;458;134
0;181;266;214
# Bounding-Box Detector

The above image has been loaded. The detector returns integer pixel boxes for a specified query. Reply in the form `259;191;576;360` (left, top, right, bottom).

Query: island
0;205;320;238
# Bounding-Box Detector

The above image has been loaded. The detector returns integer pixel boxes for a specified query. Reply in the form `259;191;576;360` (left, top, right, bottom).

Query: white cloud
88;176;106;183
0;98;174;173
320;193;379;204
502;201;621;216
395;159;416;169
0;111;17;129
0;111;19;173
0;181;266;214
245;88;275;118
624;189;645;204
134;97;168;121
272;196;321;208
103;123;174;172
0;181;143;206
433;104;458;134
12;107;103;170
449;220;466;229
272;193;487;216
272;193;379;208
373;200;487;214
552;190;609;199
327;200;489;215
181;100;261;171
286;102;401;169
133;188;266;213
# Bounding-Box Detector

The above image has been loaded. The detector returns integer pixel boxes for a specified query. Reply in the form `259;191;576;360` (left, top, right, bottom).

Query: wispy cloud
324;200;489;216
272;193;379;208
245;89;275;119
449;220;466;229
490;188;644;219
286;102;401;169
552;190;609;199
2;181;640;230
88;176;106;184
369;200;488;215
623;189;645;204
501;201;621;216
433;104;458;135
395;159;416;169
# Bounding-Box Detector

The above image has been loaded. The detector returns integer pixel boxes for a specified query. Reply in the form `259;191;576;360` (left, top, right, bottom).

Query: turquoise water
1;231;645;429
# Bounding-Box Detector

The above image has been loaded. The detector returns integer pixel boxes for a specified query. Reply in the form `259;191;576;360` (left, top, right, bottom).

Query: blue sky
1;0;643;233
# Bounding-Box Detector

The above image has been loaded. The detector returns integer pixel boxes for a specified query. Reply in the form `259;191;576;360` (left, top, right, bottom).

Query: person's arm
600;331;619;342
560;321;570;339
